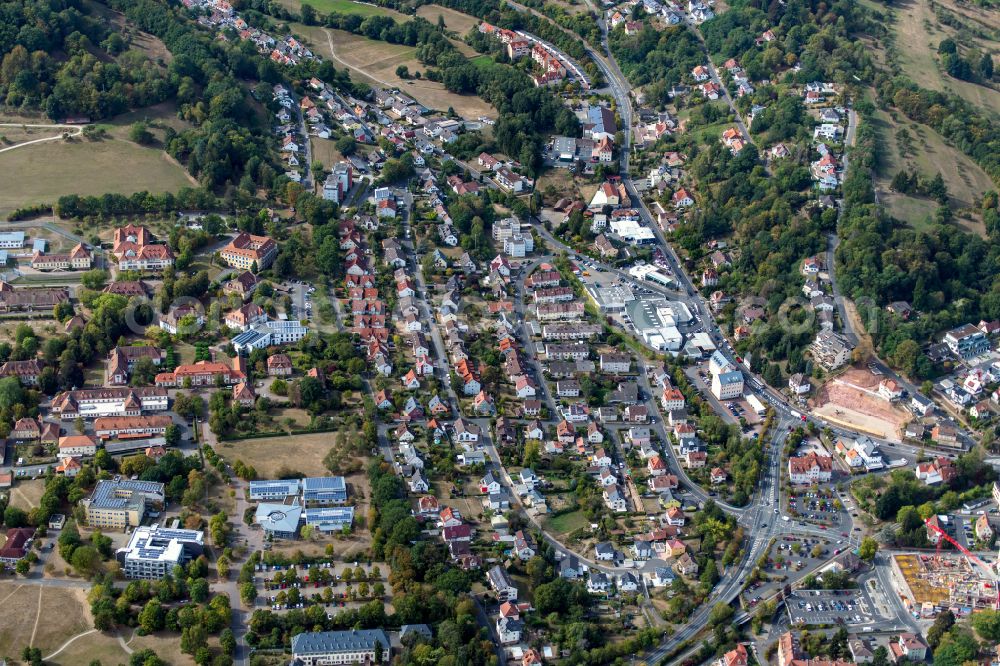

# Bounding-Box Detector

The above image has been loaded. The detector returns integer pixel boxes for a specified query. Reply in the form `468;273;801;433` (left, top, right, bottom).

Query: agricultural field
0;583;93;659
294;25;496;118
890;0;1000;116
870;106;993;233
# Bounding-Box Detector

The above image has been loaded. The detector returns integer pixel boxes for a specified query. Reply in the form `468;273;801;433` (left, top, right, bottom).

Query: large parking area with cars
788;488;842;526
253;560;388;617
786;589;876;627
743;536;840;607
276;279;317;321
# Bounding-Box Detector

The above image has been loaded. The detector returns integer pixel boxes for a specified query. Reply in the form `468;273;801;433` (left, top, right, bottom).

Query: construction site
811;367;912;441
891;552;999;617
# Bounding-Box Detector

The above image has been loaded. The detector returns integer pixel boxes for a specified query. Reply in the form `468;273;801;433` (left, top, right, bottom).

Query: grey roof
291;629;390;655
654;566;675;580
497;616;523;633
255;503;302;534
89;479;164;511
559;556;581;577
399;624;432;640
488;565;514;589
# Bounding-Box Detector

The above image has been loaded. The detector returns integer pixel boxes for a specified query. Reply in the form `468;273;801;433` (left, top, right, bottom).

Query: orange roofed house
31;243;92;271
155;360;245;388
220;232;278;272
112;224;175;271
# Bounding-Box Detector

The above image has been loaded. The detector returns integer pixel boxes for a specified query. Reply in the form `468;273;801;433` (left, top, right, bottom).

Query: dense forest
608;25;704;106
835;103;1000;379
0;0;173;118
699;0;878;84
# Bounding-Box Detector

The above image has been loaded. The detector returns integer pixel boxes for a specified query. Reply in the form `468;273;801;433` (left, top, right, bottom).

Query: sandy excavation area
810;367;911;441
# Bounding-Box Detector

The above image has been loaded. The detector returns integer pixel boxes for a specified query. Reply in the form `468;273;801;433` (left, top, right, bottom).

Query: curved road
518;5;889;658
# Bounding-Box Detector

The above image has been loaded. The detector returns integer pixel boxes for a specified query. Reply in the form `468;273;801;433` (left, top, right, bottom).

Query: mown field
294;25;496;118
870;105;993;234
0;582;92;660
415;4;480;34
286;0;407;17
0;132;194;219
890;0;1000;116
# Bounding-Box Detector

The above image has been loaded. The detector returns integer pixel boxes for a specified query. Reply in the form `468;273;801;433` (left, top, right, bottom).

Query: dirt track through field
0;124;82;154
323;28;396;88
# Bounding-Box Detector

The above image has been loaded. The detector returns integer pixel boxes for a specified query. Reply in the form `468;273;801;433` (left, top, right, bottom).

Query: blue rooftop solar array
90;479;165;509
303;506;354;531
248;479;302;499
302;476;347;503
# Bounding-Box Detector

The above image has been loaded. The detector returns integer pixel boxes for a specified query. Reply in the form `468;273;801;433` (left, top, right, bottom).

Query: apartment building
51;387;169;419
289;629;391;666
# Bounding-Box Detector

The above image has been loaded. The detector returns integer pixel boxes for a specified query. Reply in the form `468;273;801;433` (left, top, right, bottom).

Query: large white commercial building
231;319;309;353
116;525;205;579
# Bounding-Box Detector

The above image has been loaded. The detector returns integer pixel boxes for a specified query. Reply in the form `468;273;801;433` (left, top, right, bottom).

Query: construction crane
925;516;1000;610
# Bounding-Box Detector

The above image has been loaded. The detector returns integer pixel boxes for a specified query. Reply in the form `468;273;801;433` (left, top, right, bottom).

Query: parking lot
786;589;876;627
788;488;842;526
253;560;386;616
744;536;838;607
274;280;316;321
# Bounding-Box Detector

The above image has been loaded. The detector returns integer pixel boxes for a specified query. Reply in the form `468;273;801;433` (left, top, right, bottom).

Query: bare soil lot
810;367;912;440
